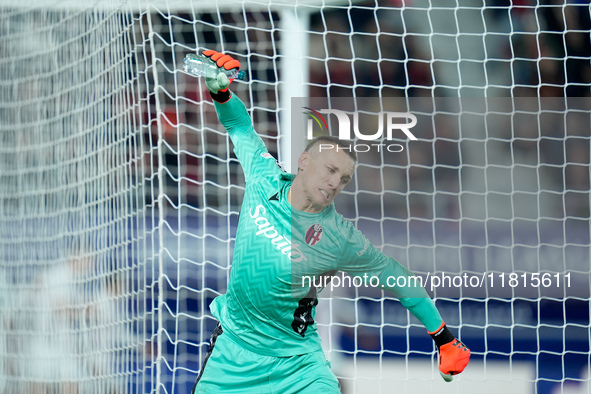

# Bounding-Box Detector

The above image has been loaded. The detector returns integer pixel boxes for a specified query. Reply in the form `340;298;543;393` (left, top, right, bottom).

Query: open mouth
320;189;329;199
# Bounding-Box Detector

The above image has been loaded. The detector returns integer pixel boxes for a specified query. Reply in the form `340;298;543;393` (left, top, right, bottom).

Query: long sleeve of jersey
336;218;444;333
211;91;277;182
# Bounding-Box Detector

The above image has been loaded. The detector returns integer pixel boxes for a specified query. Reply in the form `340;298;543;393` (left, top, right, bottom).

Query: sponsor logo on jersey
260;151;286;172
305;224;323;246
249;204;307;262
356;238;370;257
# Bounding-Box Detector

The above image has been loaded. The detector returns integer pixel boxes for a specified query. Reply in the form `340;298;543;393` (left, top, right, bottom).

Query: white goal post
0;1;589;394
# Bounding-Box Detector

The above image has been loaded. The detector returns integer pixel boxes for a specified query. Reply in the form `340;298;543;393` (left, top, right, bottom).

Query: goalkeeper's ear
429;323;470;381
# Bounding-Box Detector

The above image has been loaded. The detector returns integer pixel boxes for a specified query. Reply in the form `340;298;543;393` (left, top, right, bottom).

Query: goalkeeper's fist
202;50;241;94
430;323;470;381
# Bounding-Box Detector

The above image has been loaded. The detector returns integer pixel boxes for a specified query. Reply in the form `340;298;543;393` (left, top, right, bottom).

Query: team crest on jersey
305;224;323;246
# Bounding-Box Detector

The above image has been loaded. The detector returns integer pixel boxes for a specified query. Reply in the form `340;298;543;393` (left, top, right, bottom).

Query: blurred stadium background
0;0;590;393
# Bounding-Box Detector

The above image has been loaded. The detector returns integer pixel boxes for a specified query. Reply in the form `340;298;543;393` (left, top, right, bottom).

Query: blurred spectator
26;245;94;394
86;272;149;394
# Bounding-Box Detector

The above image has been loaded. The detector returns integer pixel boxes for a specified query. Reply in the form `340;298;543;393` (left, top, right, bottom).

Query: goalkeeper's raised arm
202;50;280;182
191;50;470;394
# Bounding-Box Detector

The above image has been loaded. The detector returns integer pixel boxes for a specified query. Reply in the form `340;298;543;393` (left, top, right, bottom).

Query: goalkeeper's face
296;144;355;212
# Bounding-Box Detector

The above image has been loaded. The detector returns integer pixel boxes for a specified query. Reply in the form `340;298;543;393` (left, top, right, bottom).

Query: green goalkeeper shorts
192;324;341;394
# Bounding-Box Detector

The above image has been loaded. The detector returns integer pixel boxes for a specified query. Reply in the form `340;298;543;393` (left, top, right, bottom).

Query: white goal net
0;1;589;394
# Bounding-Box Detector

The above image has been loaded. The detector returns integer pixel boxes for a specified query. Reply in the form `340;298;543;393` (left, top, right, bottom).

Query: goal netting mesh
0;1;589;393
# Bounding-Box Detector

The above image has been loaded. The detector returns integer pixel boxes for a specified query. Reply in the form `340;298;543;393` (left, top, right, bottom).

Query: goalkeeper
192;50;470;393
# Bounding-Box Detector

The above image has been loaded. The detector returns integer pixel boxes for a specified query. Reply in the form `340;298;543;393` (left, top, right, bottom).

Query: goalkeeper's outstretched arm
340;223;471;381
201;50;276;181
384;266;471;381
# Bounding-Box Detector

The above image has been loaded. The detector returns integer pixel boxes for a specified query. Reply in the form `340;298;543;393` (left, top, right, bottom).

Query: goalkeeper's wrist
210;89;232;104
429;323;455;349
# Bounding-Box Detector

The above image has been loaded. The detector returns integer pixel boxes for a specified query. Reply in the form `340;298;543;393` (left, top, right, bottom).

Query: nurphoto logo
303;107;418;152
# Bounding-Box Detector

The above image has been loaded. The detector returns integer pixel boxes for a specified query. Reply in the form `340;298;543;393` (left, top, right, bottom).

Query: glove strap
429;323;455;349
210;89;232;104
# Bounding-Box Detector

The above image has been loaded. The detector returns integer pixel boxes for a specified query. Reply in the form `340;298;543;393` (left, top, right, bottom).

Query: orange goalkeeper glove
430;323;470;382
202;50;241;94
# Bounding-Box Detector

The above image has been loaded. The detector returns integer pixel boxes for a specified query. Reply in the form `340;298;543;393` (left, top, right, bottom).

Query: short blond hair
304;136;357;162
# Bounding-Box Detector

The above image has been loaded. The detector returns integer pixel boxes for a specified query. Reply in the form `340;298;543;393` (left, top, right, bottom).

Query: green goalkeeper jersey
209;93;443;357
